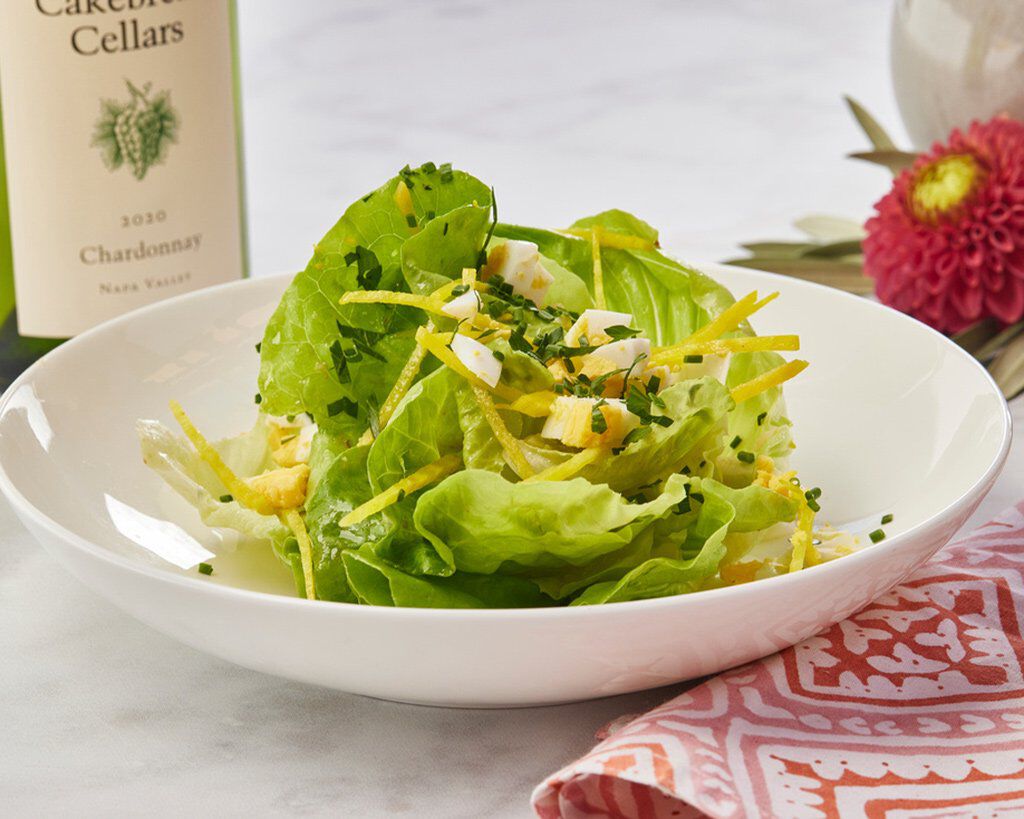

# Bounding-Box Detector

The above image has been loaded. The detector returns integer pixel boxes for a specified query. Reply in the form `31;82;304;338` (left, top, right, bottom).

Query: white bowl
0;265;1010;707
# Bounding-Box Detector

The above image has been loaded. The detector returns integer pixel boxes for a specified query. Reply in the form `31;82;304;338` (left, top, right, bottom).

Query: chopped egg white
441;290;480;321
565;309;634;346
450;334;503;388
585;338;651;370
541;396;641;448
649;353;731;388
485;240;554;305
577;338;652;394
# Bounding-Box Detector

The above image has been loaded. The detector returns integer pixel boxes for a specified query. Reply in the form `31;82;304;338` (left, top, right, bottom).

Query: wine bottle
0;1;247;390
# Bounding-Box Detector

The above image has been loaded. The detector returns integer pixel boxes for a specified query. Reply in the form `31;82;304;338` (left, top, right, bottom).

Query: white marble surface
3;1;1019;816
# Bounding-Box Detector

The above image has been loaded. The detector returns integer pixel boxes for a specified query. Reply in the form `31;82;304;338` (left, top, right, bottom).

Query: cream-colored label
0;1;243;338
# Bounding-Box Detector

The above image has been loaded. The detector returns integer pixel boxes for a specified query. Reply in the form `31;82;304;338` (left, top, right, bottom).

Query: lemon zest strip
169;400;276;516
339;453;462;528
504;390;557;418
730;360;809;404
686;291;778;345
590;229;606;310
525;447;604;482
652;334;800;364
279;508;317;600
170;401;319;602
471;385;534;479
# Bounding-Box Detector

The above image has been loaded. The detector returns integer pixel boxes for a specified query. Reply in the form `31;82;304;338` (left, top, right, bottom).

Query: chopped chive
805;487;822;500
756;411;767;426
219;494;233;503
426;210;436;221
451;283;470;296
737;451;755;464
699;460;706;468
881;513;893;525
397;489;407;502
254;393;262;405
492;350;505;361
807;499;821;512
729;435;742;449
683;354;704;364
197;562;213;576
604;325;641;340
869;528;886;544
420;161;437;174
689;492;705;504
327;397;359;418
674;497;691;515
405;213;418;228
255;341;262;354
680;465;691;475
590;401;608;434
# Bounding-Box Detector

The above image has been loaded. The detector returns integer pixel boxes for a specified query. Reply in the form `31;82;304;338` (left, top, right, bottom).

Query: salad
139;163;856;608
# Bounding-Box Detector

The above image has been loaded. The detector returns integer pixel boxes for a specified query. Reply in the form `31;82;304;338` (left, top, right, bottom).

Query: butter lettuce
141;165;815;609
258;165;492;441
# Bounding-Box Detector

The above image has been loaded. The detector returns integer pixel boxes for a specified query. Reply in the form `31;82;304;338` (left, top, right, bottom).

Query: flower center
910;154;981;222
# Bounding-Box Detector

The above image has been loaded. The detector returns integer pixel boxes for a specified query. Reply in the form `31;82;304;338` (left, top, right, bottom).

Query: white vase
891;0;1024;149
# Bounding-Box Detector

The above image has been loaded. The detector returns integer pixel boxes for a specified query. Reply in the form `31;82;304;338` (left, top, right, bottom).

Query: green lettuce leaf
136;417;290;554
401;203;492;296
694;477;798;533
258;165;491;439
413;470;694;598
571;484;733;605
342;546;553;608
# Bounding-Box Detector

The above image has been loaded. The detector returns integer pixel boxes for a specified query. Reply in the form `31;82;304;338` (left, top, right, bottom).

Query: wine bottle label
0;2;244;339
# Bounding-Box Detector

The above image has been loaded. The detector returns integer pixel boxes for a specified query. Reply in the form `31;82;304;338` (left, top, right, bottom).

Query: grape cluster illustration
92;80;179;181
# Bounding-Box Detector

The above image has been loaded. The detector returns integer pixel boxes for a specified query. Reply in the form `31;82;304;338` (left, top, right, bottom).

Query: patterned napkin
533;502;1024;818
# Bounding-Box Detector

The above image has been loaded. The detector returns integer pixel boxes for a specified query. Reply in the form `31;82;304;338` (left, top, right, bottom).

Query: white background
4;1;1021;816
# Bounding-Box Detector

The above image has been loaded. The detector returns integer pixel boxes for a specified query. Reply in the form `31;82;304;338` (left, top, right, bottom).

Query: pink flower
863;117;1024;333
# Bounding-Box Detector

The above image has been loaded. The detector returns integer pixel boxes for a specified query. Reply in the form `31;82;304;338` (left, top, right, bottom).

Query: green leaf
974;319;1024;363
400;203;491;296
136;417;291;556
739;241;817;259
847;150;919;175
413;471;695;598
584;378;733;493
802;239;864;258
988;331;1024;400
793;214;866;243
844;95;897;151
341;545;554;608
257;165;491;439
951;317;1002;357
572;209;660;244
571;487;733;604
366;367;464;491
725;258;874;295
696;477;798;533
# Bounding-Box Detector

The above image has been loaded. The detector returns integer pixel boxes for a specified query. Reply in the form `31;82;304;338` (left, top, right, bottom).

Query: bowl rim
0;264;1012;621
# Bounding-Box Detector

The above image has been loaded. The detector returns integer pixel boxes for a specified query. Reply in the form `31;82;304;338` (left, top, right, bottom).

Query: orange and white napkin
534;502;1024;818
